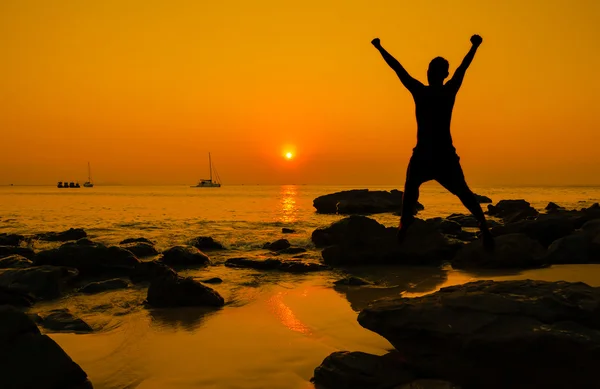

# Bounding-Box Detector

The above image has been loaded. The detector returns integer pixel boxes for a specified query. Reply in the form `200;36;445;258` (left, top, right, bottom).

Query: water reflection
147;306;221;332
279;185;298;223
267;292;312;335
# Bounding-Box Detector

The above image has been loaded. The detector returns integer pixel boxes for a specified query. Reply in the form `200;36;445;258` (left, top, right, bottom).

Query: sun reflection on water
279;185;298;223
267;292;312;336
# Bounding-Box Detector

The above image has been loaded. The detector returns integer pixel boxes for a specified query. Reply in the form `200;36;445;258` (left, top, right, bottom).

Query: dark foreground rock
487;199;539;223
542;232;600;265
160;246;210;267
36;228;87;242
36;239;140;277
0;305;92;389
120;242;159;258
0;233;24;246
0;245;35;260
357;280;600;389
333;276;372;286
120;237;154;245
189;236;226;251
0;266;78;300
474;193;492;203
313;189;424;215
129;261;177;284
225;257;328;273
451;233;547;269
282;228;296;234
0;286;34;307
0;254;33;269
263;239;291;251
80;278;130;294
490;214;576;247
146;272;224;307
36;308;93;333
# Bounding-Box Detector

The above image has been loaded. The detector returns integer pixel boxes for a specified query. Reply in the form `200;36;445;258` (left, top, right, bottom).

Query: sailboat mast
87;162;91;182
209;153;212;182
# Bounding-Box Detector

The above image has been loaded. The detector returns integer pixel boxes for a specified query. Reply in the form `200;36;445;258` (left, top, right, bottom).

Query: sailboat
83;162;94;187
192;153;221;188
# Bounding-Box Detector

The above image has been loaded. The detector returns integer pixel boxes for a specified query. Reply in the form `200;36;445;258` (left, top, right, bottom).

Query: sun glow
285;152;293;160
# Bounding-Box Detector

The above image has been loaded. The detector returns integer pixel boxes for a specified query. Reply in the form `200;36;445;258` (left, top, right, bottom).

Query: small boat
191;152;221;188
58;181;80;188
83;162;94;188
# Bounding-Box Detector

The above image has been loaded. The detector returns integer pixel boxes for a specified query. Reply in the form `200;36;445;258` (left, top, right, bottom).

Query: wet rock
542;232;600;265
146;272;225;307
36;240;140;277
0;254;33;269
487;200;538;222
225;257;327;273
474;194;492;203
0;305;91;389
277;247;307;255
313;351;414;389
129;261;178;284
313;189;424;215
0;266;78;300
189;236;226;251
200;277;223;284
36;228;87;242
0;233;24;246
80;278;130;294
545;202;564;212
121;242;159;258
160;246;211;267
426;218;462;235
120;237;154;245
452;233;546;269
0;286;34;307
0;245;35;260
38;309;93;333
279;260;329;273
358;280;600;389
312;215;387;248
490;214;575;247
263;239;291;251
454;230;478;242
333;276;372;286
282;228;296;234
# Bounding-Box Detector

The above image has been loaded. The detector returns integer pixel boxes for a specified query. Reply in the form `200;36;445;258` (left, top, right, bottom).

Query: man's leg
398;157;427;243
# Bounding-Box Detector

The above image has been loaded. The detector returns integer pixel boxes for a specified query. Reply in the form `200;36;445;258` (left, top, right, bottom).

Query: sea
3;184;600;389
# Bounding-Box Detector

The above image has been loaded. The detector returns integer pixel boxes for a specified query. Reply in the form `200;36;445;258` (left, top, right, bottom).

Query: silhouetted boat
192;153;221;188
83;162;94;187
57;181;80;188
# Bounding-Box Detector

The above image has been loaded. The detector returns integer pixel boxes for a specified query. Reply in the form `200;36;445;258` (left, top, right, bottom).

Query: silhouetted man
372;34;494;249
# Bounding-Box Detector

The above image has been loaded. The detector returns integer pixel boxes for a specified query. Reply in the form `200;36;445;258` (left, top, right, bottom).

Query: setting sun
285;152;293;160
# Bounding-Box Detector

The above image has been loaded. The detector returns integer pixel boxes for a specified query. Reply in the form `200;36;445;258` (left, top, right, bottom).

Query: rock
200;277;223;284
312;215;387;248
225;257;327;273
490;214;575;247
282;228;295;234
0;233;24;246
333;276;372;286
160;246;210;266
277;247;307;255
0;254;33;269
35;240;140;277
263;239;291;251
36;228;87;242
397;380;461;389
487;200;538;222
0;245;35;260
80;278;129;294
119;237;154;245
120;242;159;258
146;272;225;307
38;309;93;333
545;202;564;212
542;232;600;265
426;218;462;235
358;280;600;389
129;261;178;284
454;230;478;242
312;351;414;389
0;305;91;389
445;214;501;229
0;286;34;307
313;189;424;215
452;233;546;269
0;266;78;300
474;194;492;203
279;261;329;273
188;236;226;251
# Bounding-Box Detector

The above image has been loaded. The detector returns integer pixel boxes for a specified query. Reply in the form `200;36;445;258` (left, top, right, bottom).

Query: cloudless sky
1;0;599;185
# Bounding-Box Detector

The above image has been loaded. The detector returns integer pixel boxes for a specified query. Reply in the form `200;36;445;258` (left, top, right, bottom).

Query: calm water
3;184;600;389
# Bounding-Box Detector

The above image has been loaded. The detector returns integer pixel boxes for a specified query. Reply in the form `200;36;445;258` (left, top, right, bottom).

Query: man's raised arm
446;34;483;92
372;38;422;93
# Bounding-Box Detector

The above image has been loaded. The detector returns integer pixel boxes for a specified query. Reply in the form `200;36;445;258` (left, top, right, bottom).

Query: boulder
490;214;575;247
188;236;226;251
276;247;307;255
263;239;291;251
0;266;78;300
0;233;24;246
159;246;210;266
541;232;600;265
36;228;87;242
200;277;223;284
0;254;33;269
0;305;92;389
0;286;34;307
129;261;178;284
545;202;564;212
312;215;387;248
120;242;159;258
452;233;546;269
0;245;35;260
119;237;154;245
426;218;462;235
80;278;130;294
146;272;224;307
474;194;492;203
313;189;424;215
37;309;93;333
282;228;296;234
487;200;538;222
357;280;600;389
333;276;372;286
35;239;140;277
446;214;501;229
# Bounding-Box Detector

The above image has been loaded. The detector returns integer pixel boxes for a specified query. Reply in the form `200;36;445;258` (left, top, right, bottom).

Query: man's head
427;57;449;85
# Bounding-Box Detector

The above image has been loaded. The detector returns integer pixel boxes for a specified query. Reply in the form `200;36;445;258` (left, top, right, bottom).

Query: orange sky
1;0;599;186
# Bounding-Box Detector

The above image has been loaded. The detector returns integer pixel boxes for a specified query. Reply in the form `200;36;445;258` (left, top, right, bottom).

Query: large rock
474;193;492;203
425;218;462;235
357;280;600;389
36;308;93;333
541;232;600;265
146;272;224;307
0;266;78;300
159;246;210;267
36;228;87;242
189;236;226;251
0;254;33;269
80;278;129;294
35;239;140;277
0;245;35;260
452;233;546;269
129;261;178;284
0;286;34;307
0;305;92;389
120;242;159;258
263;239;291;251
225;257;327;273
316;217;460;266
0;233;24;246
490;214;575;247
313;189;424;215
446;214;500;229
487;200;538;223
119;237;154;245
